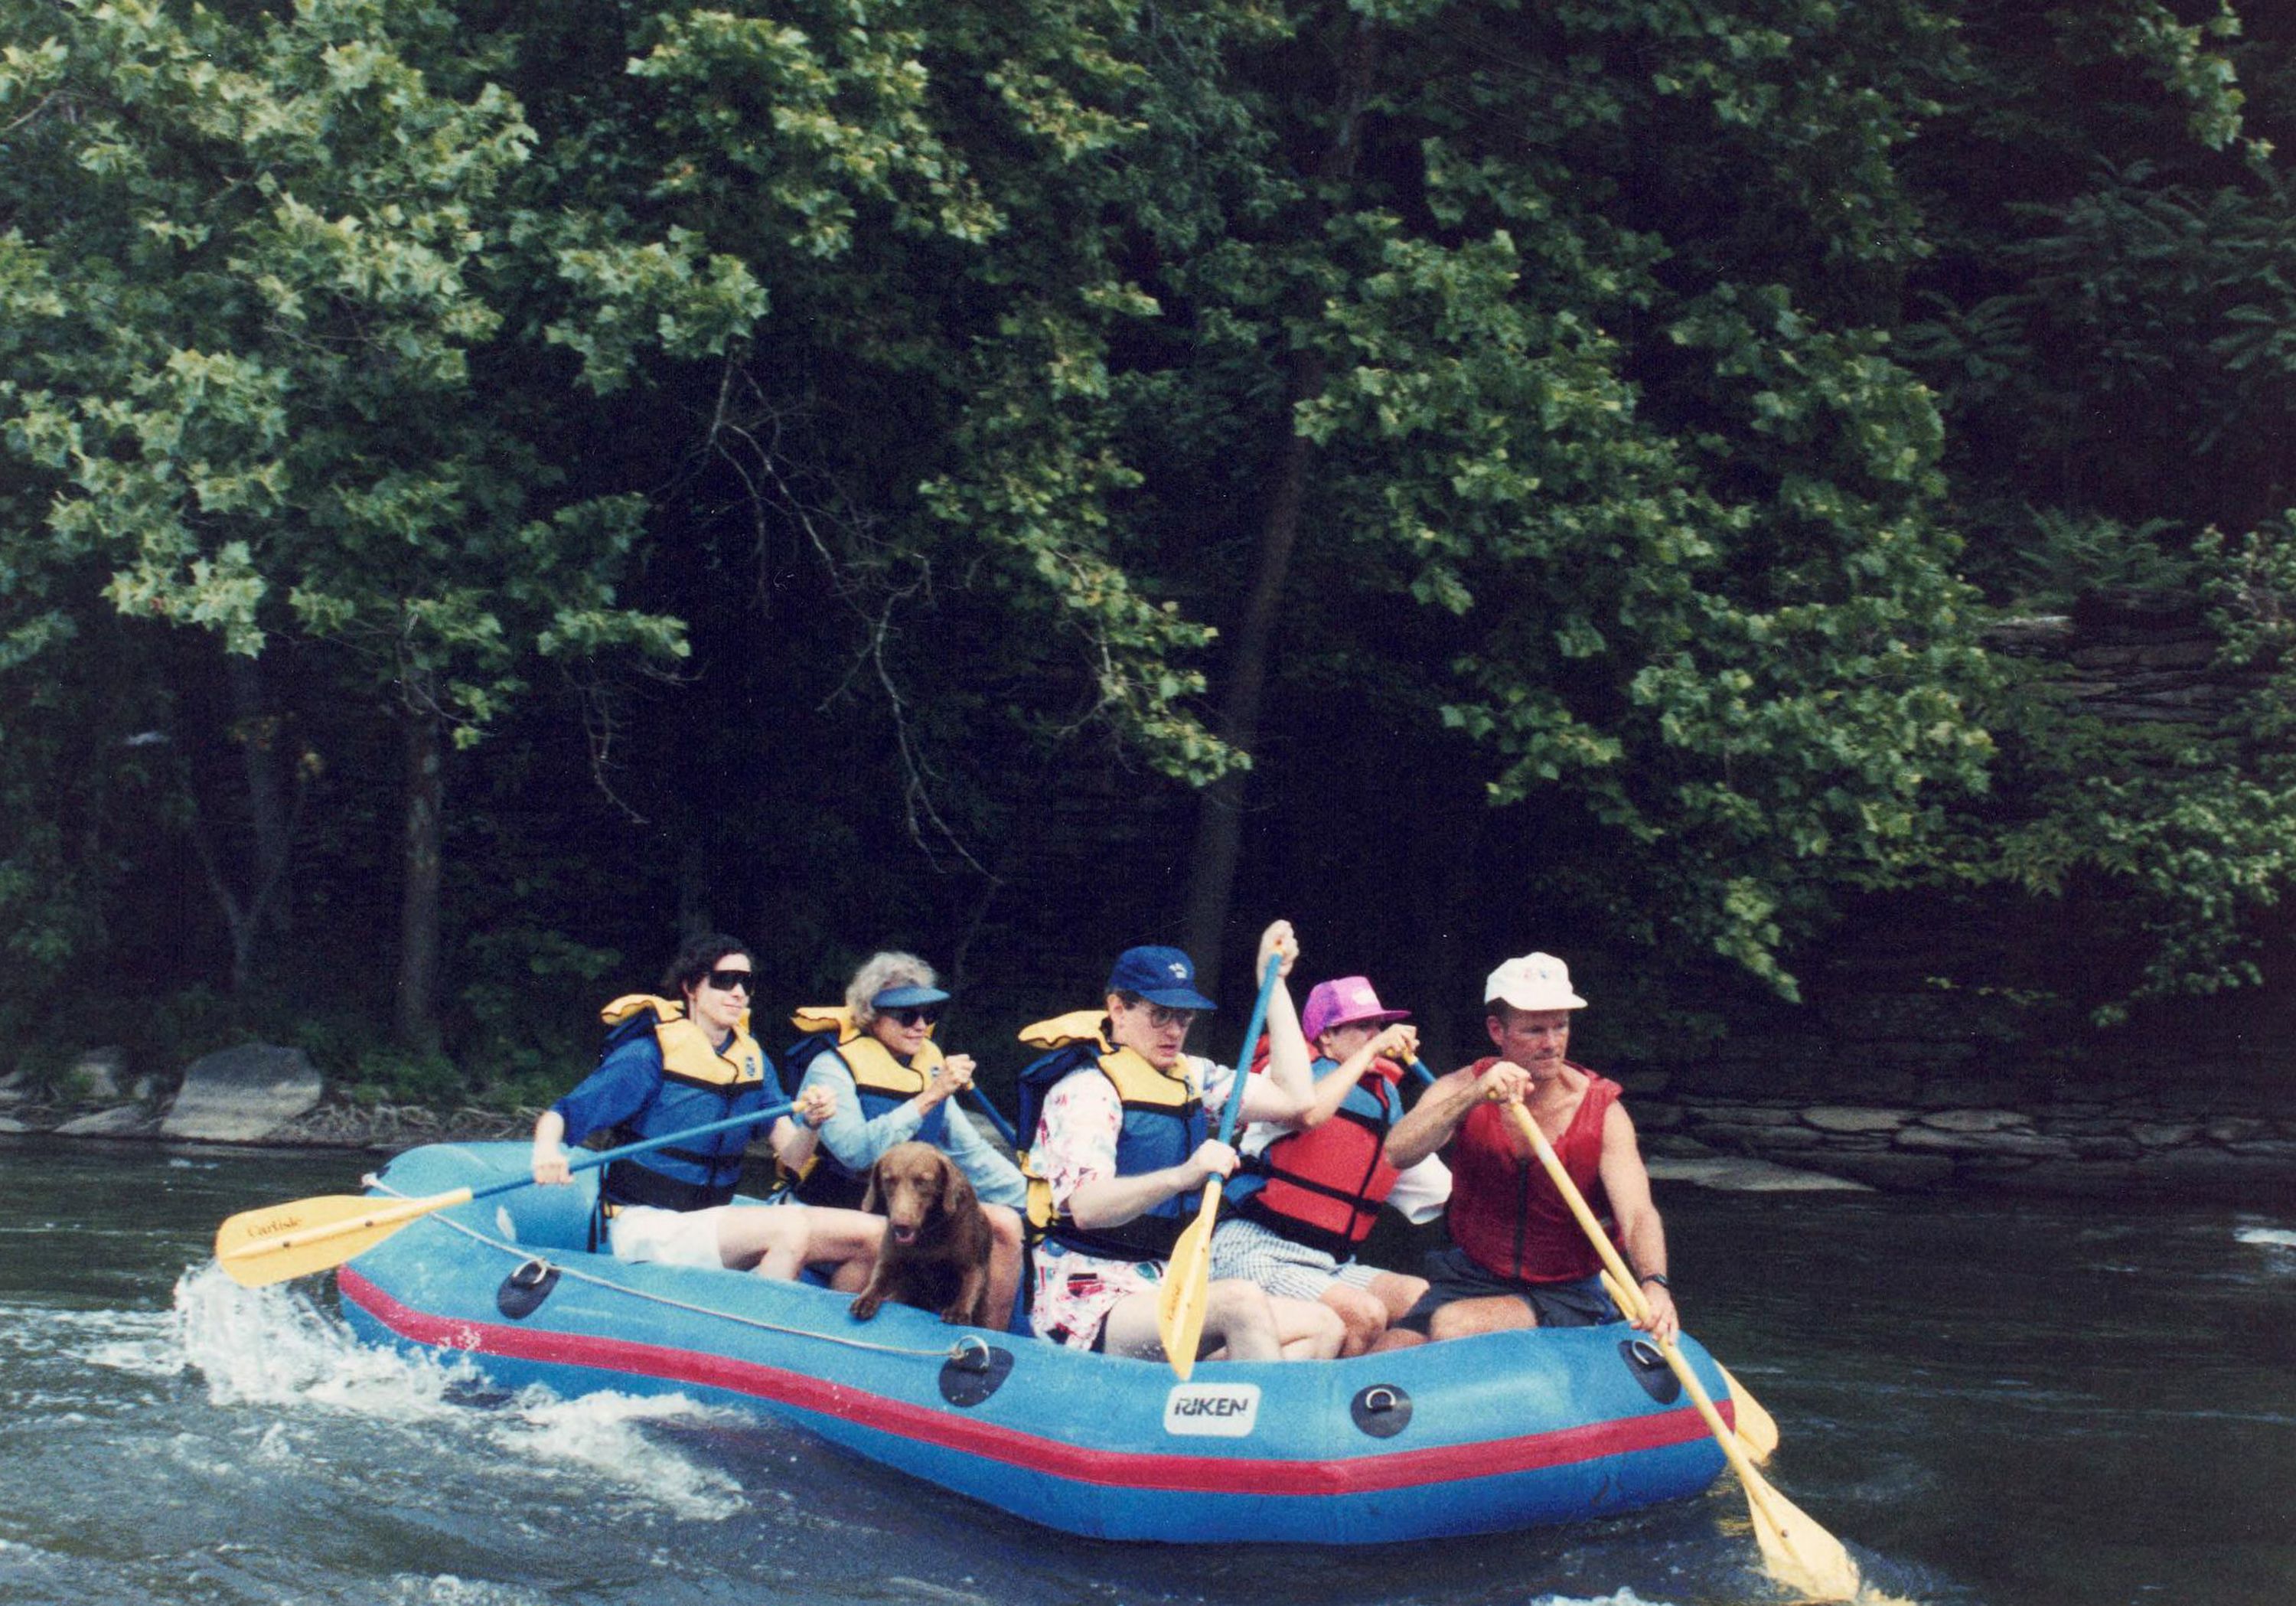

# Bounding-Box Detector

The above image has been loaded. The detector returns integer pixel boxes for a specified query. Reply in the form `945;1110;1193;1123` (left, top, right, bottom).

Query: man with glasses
1015;922;1345;1361
530;932;884;1286
786;951;1029;1326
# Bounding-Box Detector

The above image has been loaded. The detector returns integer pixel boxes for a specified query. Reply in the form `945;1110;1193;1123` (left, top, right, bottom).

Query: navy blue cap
871;984;951;1010
1105;945;1216;1010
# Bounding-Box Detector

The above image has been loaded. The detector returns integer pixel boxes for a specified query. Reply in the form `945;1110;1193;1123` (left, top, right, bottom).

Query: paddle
1502;1100;1861;1601
1401;1055;1777;1464
1155;952;1285;1380
214;1102;797;1288
964;1084;1019;1148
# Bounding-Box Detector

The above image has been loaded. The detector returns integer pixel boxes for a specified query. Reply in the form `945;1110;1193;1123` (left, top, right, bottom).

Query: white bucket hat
1484;952;1587;1012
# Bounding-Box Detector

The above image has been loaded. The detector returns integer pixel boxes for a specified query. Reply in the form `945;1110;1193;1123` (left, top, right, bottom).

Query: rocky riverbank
10;1038;2291;1198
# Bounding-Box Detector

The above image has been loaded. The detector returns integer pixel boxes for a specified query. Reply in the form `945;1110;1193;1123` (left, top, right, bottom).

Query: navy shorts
1396;1244;1624;1333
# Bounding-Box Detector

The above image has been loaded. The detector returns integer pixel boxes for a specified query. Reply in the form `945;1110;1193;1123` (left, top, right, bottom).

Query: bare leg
803;1205;885;1290
983;1205;1024;1332
1271;1294;1345;1360
714;1205;883;1284
1426;1293;1537;1343
1319;1284;1391;1358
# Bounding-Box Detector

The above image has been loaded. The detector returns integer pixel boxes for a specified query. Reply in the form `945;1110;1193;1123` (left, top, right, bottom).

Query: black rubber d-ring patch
1618;1337;1681;1404
1351;1383;1413;1438
938;1340;1014;1407
496;1258;559;1320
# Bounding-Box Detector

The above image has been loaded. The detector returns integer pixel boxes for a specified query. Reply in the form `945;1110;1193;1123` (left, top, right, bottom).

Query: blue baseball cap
1105;945;1216;1010
871;984;951;1010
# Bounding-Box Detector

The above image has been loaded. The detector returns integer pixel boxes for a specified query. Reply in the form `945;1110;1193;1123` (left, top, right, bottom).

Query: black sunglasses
702;968;755;994
886;1006;944;1028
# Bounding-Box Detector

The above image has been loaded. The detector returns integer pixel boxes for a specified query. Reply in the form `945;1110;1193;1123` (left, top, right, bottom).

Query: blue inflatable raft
336;1142;1736;1544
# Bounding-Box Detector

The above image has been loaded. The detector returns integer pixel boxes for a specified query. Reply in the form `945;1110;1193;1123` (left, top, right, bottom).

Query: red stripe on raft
338;1268;1728;1497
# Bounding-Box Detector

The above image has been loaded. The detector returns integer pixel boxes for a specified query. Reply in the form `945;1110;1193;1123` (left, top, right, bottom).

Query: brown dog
849;1141;995;1327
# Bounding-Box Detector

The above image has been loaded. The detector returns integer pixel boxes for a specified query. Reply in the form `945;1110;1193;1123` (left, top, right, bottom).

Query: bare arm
1384;1058;1531;1169
1238;919;1313;1120
1065;1142;1234;1230
1597;1102;1678;1343
1288;1023;1418;1131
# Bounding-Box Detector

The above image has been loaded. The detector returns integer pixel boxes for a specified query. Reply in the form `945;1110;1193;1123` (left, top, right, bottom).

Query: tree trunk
1181;353;1320;987
1180;15;1381;992
229;652;293;940
395;705;445;1051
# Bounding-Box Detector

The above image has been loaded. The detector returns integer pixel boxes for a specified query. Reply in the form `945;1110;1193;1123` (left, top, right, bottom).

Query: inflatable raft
337;1142;1736;1544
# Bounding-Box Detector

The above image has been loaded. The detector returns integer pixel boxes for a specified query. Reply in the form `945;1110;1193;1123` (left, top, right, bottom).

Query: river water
2;1138;2289;1606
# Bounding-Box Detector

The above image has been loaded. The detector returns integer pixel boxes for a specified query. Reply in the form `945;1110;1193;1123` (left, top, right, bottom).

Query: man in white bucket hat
1384;952;1678;1345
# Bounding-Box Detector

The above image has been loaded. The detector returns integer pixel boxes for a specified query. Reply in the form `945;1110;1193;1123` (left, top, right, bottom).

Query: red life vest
1445;1058;1623;1284
1230;1055;1405;1258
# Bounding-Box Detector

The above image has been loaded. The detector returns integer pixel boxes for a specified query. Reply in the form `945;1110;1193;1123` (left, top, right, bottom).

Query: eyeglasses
1121;997;1196;1031
703;968;755;995
886;1007;943;1028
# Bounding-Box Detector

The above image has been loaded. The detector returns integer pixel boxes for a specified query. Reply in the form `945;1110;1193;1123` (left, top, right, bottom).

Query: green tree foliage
5;0;2296;1082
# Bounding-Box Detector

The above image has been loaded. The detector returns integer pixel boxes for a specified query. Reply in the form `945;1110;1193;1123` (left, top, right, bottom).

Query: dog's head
863;1141;979;1245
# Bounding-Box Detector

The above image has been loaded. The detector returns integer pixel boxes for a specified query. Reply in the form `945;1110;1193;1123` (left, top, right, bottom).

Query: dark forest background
8;1;2296;1108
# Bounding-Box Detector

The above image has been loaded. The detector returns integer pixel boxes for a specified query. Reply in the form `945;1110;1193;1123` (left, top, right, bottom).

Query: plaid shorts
1208;1215;1387;1302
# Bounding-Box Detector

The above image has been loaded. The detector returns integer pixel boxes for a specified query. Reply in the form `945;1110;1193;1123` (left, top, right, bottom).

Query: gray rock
0;1115;30;1134
2204;1118;2272;1144
1802;1105;1913;1134
64;1047;126;1104
1648;1156;1870;1193
161;1044;323;1142
1684;1105;1804;1128
1737;1125;1828;1150
56;1105;155;1137
1897;1126;2073;1158
0;1082;23;1108
1919;1108;2032;1134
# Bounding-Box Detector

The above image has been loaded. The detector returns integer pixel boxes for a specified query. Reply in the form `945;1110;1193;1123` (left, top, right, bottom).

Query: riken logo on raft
1162;1382;1261;1438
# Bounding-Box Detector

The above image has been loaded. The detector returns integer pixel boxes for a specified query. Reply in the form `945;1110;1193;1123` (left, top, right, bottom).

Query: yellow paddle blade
1740;1463;1866;1603
1717;1362;1781;1463
1155;1178;1223;1381
213;1188;472;1288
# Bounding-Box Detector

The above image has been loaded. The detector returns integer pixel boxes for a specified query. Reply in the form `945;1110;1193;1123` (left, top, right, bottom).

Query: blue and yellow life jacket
596;994;773;1214
1228;1055;1404;1258
1014;1010;1205;1260
779;1004;951;1208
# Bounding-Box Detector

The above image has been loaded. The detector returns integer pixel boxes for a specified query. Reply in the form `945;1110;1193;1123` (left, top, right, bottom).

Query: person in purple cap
1013;921;1345;1361
1211;975;1445;1355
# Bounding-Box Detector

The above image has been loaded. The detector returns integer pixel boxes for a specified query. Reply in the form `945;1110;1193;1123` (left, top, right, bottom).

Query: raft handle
494;1257;561;1320
1350;1382;1414;1438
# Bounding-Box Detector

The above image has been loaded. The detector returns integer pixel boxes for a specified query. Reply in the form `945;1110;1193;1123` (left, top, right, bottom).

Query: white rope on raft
364;1175;989;1366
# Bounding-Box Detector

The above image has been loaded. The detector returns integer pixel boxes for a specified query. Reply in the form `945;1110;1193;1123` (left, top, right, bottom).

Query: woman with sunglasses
530;933;883;1287
786;952;1028;1327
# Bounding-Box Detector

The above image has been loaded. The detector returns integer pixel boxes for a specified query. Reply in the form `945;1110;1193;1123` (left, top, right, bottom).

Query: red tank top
1445;1059;1623;1284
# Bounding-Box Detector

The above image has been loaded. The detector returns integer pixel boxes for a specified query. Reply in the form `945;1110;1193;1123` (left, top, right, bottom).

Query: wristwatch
1638;1272;1671;1290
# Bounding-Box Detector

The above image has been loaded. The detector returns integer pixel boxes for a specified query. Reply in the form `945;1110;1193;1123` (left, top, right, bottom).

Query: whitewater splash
166;1262;748;1519
2232;1226;2296;1251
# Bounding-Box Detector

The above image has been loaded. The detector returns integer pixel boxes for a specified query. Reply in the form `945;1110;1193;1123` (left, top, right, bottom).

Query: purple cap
1302;976;1411;1042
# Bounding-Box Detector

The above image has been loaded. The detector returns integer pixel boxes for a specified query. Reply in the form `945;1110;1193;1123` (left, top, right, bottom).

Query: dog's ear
938;1154;977;1216
861;1163;882;1216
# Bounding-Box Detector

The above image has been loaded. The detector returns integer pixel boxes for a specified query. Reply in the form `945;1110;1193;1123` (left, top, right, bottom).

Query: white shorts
605;1203;732;1268
1208;1215;1387;1302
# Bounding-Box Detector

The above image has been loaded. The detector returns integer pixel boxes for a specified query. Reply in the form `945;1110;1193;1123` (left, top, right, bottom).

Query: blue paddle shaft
1403;1056;1438;1087
967;1086;1019;1147
475;1101;797;1203
1214;954;1286;1147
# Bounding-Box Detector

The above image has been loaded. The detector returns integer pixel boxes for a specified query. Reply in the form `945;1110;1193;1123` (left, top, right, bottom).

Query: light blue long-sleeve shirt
798;1049;1027;1209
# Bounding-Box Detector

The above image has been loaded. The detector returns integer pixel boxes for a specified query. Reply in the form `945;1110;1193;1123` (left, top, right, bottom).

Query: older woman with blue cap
786;952;1028;1327
1013;921;1345;1362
